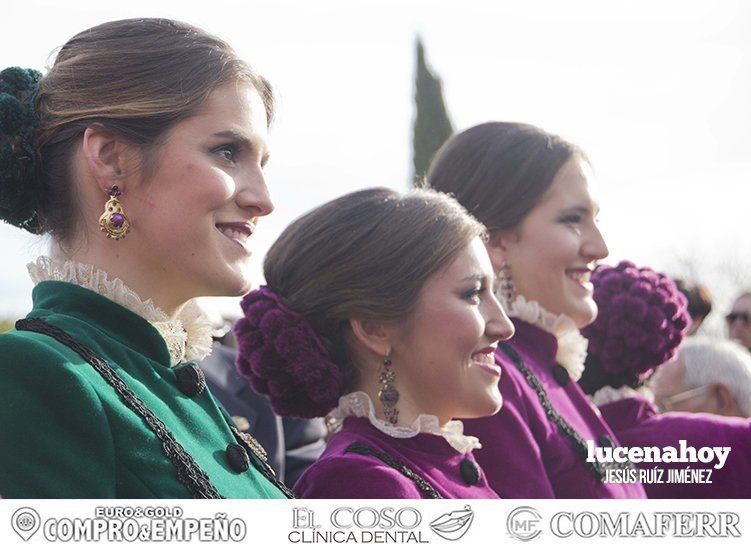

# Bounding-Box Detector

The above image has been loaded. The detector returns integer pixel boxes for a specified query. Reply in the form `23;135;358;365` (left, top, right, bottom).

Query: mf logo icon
507;506;542;541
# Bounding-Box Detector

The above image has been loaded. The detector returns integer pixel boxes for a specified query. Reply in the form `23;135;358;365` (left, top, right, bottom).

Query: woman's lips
566;268;594;291
471;350;501;377
216;222;254;252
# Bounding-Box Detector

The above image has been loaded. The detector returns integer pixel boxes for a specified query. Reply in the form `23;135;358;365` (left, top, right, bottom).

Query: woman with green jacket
0;18;289;499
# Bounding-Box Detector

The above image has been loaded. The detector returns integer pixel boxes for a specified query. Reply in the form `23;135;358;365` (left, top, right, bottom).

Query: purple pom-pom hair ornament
233;285;345;418
581;260;691;381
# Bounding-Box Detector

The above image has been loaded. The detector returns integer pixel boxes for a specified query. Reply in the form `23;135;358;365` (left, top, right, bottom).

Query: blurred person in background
651;337;751;418
673;279;713;336
427;122;646;498
581;260;751;498
727;292;751;351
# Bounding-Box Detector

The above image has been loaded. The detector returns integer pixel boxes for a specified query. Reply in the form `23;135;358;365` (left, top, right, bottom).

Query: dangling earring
99;185;130;240
498;260;516;306
378;354;399;425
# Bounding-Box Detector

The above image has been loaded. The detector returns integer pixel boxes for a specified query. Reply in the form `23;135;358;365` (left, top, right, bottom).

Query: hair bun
233;285;345;418
583;260;691;379
0;66;43;232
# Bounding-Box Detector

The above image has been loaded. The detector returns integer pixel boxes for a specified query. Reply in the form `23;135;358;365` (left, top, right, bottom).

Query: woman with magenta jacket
426;122;646;498
234;188;515;498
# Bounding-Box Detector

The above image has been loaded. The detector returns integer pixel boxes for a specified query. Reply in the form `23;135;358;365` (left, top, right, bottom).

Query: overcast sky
2;0;749;335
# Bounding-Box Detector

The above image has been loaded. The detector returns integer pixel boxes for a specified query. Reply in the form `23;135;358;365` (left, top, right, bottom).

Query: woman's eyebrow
212;129;252;146
462;272;487;282
560;204;590;214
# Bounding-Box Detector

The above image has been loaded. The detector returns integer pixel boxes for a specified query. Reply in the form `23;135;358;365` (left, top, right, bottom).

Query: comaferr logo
551;511;742;538
505;508;742;540
429;505;474;541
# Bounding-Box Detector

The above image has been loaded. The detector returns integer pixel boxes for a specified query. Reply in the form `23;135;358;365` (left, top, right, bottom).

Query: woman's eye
463;287;485;304
559;214;584;234
214;144;238;163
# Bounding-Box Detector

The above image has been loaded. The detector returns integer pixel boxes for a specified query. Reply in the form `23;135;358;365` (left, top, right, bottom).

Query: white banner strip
1;499;749;544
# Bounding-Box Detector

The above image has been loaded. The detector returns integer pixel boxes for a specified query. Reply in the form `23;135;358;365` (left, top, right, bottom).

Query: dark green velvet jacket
0;281;287;499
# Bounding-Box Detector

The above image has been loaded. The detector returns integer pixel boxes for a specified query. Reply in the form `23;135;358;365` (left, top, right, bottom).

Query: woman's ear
349;317;391;360
713;383;741;416
485;230;510;276
81;125;138;192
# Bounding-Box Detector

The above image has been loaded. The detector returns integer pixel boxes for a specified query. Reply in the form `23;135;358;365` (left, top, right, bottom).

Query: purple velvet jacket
463;319;647;498
600;395;751;498
293;417;499;499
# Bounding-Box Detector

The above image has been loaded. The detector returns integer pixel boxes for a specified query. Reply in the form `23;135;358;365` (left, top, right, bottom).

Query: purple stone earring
498;259;516;305
378;354;399;425
98;185;130;240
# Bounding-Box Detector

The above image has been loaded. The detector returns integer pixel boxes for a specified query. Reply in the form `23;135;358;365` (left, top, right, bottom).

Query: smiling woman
0;18;289;498
234;187;514;498
426;122;647;499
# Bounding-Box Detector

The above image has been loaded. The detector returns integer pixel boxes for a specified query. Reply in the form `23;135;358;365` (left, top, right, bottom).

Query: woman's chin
200;271;253;299
487;394;503;416
461;394;503;420
569;300;598;328
235;278;255;296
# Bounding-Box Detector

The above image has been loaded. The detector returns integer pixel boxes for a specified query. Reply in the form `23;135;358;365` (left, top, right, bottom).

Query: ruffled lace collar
27;256;213;366
501;293;588;381
328;391;481;454
590;385;655;407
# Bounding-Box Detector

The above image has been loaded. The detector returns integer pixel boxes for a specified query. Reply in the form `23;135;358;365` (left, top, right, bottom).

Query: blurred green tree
412;37;454;186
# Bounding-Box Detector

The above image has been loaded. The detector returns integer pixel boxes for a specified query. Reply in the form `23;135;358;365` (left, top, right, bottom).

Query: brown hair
33;18;273;241
424;121;585;231
674;279;713;321
263;187;487;390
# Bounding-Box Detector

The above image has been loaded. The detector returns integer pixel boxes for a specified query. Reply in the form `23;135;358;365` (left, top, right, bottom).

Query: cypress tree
412;38;454;185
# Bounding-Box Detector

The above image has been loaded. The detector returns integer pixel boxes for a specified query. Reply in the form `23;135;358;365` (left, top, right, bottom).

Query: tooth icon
429;505;474;541
11;507;41;541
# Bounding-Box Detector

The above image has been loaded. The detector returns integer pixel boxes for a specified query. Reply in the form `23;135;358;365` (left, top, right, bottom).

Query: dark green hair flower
0;67;43;232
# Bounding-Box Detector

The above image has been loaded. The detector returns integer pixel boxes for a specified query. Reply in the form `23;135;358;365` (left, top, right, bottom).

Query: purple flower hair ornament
233;285;345;418
581;260;691;382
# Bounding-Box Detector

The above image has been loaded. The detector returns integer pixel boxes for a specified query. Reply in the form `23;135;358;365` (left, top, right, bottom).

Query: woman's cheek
558;228;584;255
200;169;236;202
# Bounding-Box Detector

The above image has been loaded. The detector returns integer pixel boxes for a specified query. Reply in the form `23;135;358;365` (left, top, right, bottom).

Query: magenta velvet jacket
462;319;647;498
600;395;751;498
293;417;499;499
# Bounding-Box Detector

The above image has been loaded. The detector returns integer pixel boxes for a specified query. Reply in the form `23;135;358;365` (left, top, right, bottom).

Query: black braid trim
345;442;443;498
499;342;633;483
16;317;223;499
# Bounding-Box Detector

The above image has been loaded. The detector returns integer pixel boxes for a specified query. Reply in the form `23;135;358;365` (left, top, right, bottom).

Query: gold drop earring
99;185;130;240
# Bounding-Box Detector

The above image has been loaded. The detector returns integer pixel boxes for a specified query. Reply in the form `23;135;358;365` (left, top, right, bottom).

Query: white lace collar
27;256;214;366
590;385;655;407
327;391;481;454
500;292;588;381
